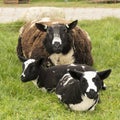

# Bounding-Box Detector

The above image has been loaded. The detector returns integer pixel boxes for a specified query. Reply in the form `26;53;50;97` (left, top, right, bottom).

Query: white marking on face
69;95;97;111
52;34;62;45
83;71;97;92
22;59;35;77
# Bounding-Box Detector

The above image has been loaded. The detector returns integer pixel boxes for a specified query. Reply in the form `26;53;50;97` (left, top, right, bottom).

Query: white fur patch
83;71;97;92
63;77;73;86
57;94;62;100
81;65;85;70
69;95;97;111
52;35;62;45
49;48;74;65
22;59;35;77
69;64;77;66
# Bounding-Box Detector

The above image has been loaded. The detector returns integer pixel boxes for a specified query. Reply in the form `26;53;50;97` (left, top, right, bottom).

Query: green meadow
0;17;120;120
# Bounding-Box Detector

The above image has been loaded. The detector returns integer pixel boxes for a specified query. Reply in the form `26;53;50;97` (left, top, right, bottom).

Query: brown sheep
17;18;93;66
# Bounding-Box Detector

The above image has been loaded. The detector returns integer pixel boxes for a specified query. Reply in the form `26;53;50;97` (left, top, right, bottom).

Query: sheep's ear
18;55;27;62
68;70;83;80
66;20;78;30
35;23;48;32
97;69;112;80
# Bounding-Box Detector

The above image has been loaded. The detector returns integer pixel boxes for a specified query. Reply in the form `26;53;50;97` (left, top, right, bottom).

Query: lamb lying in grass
20;56;111;92
55;69;111;111
19;56;111;111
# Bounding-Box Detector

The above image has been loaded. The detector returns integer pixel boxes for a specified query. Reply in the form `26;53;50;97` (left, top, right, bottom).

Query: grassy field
0;17;120;120
0;0;120;7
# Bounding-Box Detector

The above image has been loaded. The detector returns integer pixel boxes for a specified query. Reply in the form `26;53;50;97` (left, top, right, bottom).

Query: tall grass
0;17;120;120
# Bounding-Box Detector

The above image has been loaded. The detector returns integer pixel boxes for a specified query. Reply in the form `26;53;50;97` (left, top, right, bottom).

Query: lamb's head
35;20;78;54
19;56;44;82
69;69;111;99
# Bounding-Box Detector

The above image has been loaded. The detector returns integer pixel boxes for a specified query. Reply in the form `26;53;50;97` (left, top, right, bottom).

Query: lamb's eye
93;78;96;82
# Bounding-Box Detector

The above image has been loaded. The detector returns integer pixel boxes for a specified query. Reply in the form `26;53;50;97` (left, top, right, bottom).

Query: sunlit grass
0;17;120;119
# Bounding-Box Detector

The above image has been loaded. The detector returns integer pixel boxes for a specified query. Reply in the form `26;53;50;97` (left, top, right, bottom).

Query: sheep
17;18;93;67
20;56;108;92
55;69;111;111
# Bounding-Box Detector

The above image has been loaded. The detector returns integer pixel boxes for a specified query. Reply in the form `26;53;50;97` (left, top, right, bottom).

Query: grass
0;0;120;8
0;17;120;119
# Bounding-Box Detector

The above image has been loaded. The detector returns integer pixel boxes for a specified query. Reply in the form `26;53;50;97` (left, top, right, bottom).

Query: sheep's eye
61;27;67;32
47;27;53;33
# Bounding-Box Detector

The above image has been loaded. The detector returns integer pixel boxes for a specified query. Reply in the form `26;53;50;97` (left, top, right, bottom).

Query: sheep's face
35;20;78;54
21;59;39;82
69;69;111;99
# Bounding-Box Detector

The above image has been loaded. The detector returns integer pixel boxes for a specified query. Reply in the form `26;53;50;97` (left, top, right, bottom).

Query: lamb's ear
68;70;83;80
18;55;27;62
66;20;78;30
97;69;112;80
35;23;48;32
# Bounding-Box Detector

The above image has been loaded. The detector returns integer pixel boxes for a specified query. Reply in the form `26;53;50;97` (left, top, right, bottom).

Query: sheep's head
69;69;112;99
19;56;44;82
35;20;78;54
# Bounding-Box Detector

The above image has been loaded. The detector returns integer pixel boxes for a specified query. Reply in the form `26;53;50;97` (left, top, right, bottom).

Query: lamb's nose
86;89;98;99
21;75;27;82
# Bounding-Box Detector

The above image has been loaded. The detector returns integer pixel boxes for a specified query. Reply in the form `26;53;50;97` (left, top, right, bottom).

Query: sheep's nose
54;42;61;48
86;89;98;99
53;42;62;53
